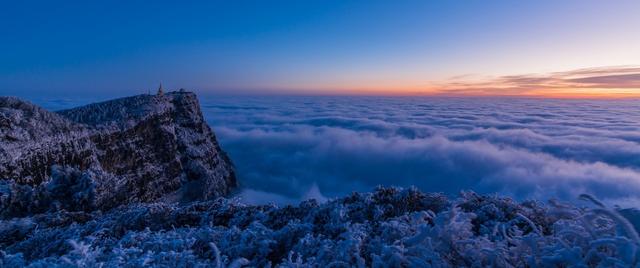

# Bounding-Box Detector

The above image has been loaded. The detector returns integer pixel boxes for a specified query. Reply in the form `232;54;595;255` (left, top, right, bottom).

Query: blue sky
1;1;639;97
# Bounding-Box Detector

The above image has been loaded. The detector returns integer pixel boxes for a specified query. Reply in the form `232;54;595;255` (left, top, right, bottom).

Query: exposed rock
0;91;236;213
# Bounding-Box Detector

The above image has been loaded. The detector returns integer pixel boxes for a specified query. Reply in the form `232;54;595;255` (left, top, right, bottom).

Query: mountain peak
0;91;236;212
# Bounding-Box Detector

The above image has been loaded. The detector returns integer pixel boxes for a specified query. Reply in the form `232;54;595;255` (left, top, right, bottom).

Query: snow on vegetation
1;170;639;267
3;94;640;267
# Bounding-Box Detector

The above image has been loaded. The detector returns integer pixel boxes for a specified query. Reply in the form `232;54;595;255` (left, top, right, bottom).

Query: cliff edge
0;91;236;215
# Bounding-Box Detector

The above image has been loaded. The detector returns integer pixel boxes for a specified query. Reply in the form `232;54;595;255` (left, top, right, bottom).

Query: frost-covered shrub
457;191;554;236
0;166;95;219
1;187;639;267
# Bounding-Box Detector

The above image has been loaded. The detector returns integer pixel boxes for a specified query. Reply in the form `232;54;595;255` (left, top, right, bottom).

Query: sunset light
2;1;639;97
2;1;640;266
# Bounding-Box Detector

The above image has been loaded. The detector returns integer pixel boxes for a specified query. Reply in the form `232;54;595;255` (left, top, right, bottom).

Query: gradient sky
1;0;639;97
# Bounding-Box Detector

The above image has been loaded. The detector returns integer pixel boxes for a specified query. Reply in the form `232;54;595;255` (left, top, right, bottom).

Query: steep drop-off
0;91;236;213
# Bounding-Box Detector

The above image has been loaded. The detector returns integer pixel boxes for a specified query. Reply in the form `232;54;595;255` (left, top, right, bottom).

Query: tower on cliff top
157;83;164;96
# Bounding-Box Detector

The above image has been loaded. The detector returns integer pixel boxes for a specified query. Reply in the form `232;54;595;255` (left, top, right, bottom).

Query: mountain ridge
0;90;236;212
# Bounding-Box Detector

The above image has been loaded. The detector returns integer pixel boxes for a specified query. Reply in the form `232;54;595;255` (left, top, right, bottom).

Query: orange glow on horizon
279;87;640;99
262;66;640;99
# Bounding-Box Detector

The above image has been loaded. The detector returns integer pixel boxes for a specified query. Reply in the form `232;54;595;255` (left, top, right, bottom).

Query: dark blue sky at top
3;1;640;207
1;1;639;97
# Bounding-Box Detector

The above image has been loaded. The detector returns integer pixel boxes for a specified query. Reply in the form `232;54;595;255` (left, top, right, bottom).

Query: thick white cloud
200;96;640;207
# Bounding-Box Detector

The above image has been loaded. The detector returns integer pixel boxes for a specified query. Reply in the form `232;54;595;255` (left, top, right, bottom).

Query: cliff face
0;91;236;211
0;97;97;185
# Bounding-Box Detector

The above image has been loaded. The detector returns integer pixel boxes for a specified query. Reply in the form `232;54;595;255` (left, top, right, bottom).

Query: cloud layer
437;66;640;97
202;96;640;206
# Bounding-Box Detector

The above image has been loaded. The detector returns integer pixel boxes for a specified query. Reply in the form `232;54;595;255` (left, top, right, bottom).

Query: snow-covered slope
1;186;639;267
0;91;236;211
3;93;639;267
0;97;96;185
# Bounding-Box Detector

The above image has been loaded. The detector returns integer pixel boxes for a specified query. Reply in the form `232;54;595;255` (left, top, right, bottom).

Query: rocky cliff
0;91;236;214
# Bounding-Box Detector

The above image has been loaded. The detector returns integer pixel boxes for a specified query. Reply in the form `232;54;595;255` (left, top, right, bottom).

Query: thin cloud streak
257;66;640;98
437;66;640;98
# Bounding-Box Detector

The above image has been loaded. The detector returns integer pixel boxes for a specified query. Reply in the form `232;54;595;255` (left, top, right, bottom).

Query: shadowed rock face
0;91;236;211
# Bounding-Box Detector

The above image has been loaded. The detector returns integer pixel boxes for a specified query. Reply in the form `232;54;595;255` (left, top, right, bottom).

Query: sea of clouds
199;96;640;207
31;95;640;207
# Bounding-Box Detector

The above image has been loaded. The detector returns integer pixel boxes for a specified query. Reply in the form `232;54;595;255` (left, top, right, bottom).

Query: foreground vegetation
2;171;638;267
